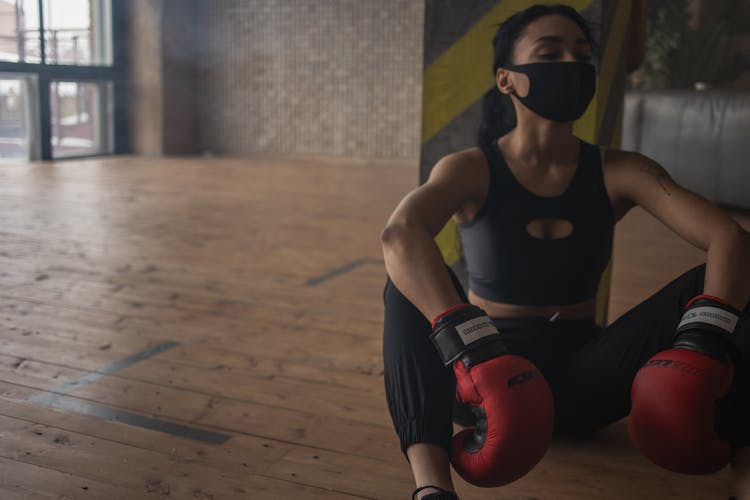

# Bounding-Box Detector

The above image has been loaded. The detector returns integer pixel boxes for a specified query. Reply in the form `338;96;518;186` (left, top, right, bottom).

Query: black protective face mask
504;62;596;122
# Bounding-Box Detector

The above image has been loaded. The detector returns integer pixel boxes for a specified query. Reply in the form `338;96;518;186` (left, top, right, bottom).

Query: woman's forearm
703;223;750;310
382;222;464;322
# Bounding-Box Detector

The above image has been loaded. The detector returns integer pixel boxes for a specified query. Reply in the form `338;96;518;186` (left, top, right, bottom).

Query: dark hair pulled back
477;4;597;145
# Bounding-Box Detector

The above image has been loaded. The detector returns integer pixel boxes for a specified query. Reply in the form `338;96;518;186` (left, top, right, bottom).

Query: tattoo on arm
639;162;673;196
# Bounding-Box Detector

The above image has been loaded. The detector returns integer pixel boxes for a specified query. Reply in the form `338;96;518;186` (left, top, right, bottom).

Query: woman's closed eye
536;53;592;62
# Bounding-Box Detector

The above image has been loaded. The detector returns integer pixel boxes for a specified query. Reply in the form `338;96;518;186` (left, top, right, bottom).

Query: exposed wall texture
128;0;163;155
128;0;200;155
195;1;425;160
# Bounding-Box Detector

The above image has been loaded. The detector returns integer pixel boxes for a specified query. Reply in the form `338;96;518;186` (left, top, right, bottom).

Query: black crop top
458;138;615;306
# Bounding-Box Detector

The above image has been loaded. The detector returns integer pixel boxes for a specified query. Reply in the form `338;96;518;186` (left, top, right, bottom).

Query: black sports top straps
458;138;615;306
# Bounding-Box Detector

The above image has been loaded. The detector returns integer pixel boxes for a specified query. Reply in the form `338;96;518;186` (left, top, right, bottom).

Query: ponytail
477;87;516;146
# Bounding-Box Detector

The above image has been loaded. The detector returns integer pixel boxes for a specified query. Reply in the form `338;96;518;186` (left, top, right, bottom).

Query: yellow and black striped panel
420;0;632;326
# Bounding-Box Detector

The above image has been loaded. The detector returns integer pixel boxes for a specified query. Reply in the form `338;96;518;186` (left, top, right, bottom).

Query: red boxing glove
629;295;744;474
430;305;554;486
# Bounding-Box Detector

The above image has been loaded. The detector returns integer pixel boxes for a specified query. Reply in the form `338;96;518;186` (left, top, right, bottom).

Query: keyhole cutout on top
526;218;574;240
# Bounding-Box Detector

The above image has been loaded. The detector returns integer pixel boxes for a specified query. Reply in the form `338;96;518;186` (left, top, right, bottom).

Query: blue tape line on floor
27;340;232;444
306;258;383;287
45;341;179;395
31;393;231;444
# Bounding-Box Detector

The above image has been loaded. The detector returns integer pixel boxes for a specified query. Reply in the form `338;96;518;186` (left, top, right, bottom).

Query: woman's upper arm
605;149;738;250
385;149;489;236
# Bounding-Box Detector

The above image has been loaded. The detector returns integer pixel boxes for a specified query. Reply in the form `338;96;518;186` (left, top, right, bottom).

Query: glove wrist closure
429;304;507;368
675;296;745;363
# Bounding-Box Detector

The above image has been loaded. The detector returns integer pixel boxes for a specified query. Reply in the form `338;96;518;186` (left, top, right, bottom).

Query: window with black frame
0;0;121;160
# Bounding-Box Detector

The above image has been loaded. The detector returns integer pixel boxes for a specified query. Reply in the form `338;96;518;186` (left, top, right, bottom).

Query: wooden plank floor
0;155;747;499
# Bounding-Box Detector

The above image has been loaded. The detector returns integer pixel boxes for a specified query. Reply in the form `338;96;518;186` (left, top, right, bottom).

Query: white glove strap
677;305;739;335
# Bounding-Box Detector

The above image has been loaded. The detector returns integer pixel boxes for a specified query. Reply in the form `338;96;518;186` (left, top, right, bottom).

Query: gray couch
621;90;750;210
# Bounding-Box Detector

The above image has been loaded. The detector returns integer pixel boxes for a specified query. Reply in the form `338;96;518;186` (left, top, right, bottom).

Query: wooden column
127;0;199;156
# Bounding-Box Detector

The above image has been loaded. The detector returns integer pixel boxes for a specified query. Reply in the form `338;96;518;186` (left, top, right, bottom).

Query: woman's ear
496;68;514;95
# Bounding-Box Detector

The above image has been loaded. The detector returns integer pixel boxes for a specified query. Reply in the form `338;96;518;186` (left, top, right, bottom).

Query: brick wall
195;1;425;161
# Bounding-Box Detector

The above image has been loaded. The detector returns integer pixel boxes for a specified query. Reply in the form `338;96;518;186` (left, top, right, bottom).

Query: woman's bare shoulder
430;146;488;182
426;146;490;224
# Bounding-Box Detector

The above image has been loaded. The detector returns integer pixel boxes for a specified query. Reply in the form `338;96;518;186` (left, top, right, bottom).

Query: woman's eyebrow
533;35;590;45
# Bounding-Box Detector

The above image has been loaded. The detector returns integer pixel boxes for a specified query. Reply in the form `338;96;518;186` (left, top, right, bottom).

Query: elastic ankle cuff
412;485;458;500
